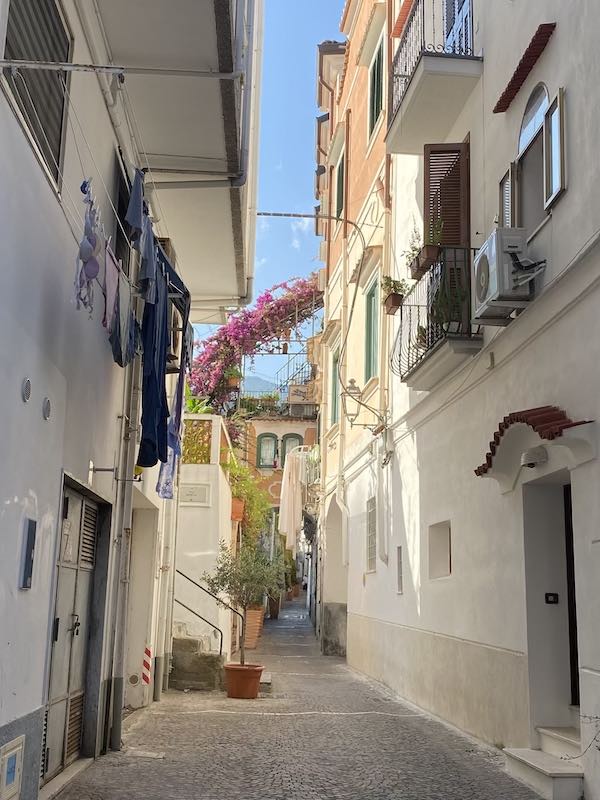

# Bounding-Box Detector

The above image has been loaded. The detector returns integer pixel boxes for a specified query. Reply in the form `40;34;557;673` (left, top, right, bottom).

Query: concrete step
259;671;272;694
537;727;581;759
504;748;583;800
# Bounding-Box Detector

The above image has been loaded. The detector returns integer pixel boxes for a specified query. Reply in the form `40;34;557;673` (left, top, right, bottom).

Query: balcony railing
391;247;477;380
389;0;475;124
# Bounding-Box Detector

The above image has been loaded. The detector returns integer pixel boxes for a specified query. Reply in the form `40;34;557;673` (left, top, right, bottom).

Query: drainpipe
110;353;142;750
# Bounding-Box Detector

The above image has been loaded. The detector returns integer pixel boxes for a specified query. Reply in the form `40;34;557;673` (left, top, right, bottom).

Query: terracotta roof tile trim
493;23;556;113
474;406;591;476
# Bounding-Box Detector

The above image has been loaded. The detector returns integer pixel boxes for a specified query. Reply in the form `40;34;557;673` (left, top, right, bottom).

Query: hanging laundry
137;262;170;467
138;214;158;303
74;179;104;314
109;273;137;368
125;167;145;242
103;245;120;331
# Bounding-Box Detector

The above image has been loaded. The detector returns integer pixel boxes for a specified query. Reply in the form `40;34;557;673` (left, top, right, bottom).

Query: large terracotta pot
292;583;300;598
286;588;293;601
224;664;263;699
245;606;264;649
231;497;245;522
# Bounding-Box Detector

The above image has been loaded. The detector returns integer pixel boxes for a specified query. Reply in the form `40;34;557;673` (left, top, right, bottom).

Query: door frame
41;474;112;784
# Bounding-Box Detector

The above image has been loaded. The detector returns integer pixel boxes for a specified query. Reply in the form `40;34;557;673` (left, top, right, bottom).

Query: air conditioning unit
473;228;531;324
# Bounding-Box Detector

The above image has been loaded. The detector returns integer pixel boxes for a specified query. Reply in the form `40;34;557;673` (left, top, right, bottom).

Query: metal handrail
176;569;245;642
174;598;223;656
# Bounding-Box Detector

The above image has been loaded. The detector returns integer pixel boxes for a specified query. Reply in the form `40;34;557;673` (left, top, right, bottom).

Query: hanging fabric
74;179;104;314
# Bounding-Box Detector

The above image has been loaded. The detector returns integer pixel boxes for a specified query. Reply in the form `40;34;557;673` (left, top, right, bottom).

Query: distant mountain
242;375;278;393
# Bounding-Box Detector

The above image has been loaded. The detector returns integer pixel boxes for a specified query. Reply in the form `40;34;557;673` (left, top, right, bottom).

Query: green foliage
401;219;423;268
427;217;444;246
224;365;243;379
203;541;285;664
381;276;411;299
185;384;214;415
225;460;272;542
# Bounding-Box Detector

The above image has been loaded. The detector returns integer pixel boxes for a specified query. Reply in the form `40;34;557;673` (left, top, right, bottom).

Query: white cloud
290;217;311;250
257;217;270;238
256;256;268;270
291;238;300;250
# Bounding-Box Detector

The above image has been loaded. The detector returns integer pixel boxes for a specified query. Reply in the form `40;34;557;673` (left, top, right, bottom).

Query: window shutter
424;142;470;247
80;501;98;568
5;0;71;180
499;163;516;227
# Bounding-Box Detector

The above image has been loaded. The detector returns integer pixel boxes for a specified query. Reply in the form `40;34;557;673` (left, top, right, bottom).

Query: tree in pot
204;541;284;699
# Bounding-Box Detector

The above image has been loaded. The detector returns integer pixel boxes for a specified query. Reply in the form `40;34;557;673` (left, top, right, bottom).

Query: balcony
387;0;482;155
391;247;482;390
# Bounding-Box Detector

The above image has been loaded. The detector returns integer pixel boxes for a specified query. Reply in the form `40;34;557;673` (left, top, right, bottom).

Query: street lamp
341;378;363;426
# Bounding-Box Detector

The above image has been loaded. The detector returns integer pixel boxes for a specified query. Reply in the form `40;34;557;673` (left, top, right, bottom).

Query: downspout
110;352;142;750
337;108;351;561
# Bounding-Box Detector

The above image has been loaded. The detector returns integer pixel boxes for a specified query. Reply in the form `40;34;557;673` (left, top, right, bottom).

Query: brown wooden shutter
424;142;470;247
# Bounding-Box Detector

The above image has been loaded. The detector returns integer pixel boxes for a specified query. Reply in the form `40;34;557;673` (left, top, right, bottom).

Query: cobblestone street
56;599;539;800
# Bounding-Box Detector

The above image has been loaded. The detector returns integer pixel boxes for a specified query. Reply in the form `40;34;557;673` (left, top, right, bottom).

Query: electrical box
0;736;24;800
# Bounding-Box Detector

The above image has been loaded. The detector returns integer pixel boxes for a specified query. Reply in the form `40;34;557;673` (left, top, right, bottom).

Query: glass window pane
519;84;549;154
549;105;561;197
260;436;276;466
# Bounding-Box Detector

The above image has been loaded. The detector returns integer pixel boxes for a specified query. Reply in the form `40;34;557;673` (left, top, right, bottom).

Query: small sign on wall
179;484;211;506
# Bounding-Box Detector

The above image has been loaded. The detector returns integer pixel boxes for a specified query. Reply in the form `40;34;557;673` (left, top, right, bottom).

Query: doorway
522;478;580;734
42;487;99;782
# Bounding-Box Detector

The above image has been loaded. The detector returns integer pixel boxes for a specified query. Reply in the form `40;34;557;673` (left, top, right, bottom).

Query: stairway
504;726;583;800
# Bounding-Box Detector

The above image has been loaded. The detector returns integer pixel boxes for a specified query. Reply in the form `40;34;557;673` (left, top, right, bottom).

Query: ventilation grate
40;708;48;778
65;694;84;761
22;378;31;403
80;502;98;567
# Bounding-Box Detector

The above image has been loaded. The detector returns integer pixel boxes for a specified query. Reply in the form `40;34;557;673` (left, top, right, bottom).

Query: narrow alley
55;599;538;800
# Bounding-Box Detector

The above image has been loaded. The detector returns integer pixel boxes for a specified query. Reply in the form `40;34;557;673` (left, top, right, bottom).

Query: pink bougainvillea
190;274;323;407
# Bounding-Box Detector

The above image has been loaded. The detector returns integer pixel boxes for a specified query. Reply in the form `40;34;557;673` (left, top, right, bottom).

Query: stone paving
57;598;539;799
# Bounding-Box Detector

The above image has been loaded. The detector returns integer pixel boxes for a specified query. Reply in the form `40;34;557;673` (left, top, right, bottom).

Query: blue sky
197;0;344;386
254;0;344;295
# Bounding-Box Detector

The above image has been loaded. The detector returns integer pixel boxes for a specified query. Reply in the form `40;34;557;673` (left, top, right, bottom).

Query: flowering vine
190;274;323;407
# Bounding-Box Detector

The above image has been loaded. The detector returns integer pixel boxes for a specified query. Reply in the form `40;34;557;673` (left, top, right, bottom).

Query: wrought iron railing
390;247;476;380
389;0;475;124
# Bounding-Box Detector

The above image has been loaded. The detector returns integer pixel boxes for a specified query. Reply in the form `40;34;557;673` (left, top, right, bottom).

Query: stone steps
504;748;583;800
537;727;581;760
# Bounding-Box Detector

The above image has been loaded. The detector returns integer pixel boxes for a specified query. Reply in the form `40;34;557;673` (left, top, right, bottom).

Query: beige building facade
316;1;600;798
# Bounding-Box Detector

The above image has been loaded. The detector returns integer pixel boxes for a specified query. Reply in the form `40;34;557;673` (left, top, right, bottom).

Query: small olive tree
204;541;284;665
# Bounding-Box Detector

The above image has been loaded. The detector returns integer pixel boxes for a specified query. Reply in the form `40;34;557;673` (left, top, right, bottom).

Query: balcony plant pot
409;254;428;281
383;292;404;315
231;497;245;522
226;377;240;391
245;605;264;649
292;582;300;598
268;593;281;619
419;244;442;271
224;663;264;699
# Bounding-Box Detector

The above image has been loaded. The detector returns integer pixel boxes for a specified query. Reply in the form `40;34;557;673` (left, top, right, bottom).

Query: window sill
366;568;377;575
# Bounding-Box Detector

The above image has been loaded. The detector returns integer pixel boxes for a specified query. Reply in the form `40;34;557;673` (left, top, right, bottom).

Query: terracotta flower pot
292;583;300;598
383;292;404;315
286;589;293;601
224;663;264;699
226;376;240;391
231;497;245;522
245;606;264;649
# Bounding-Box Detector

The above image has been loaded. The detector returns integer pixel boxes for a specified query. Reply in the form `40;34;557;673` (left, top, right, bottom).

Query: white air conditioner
473;228;540;325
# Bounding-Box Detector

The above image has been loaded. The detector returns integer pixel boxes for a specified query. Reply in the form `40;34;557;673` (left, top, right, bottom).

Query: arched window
282;434;303;467
256;433;278;469
518;83;549;155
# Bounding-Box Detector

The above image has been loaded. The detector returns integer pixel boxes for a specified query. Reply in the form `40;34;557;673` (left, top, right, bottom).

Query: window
282;434;303;466
4;0;71;181
544;89;565;207
366;497;377;572
257;433;277;468
518;84;549;155
429;521;451;579
396;546;403;594
331;350;340;425
509;85;566;236
335;153;345;220
368;39;384;138
365;280;379;382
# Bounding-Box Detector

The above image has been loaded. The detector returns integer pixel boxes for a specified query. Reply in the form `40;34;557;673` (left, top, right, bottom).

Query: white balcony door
445;0;471;53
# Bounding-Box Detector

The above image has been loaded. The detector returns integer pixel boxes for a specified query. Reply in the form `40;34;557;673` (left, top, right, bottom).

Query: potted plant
402;221;424;280
204;541;284;699
381;276;411;315
231;497;245;522
419;218;444;272
224;365;242;391
225;460;272;542
268;592;281;619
